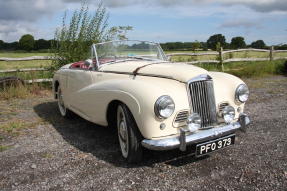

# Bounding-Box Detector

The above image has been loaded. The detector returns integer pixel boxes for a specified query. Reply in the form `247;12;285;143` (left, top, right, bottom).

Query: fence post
270;46;274;61
219;47;224;71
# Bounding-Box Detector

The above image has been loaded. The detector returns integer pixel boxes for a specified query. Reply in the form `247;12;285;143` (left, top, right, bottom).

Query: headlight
154;95;175;119
223;106;235;124
235;84;249;103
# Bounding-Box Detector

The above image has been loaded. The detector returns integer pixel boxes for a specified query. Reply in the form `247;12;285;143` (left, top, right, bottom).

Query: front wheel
117;104;143;163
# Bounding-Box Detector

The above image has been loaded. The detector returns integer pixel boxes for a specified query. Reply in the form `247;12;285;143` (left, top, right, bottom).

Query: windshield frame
92;40;168;70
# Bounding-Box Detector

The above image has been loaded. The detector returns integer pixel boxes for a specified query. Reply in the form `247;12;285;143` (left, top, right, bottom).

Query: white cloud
0;0;285;42
220;19;262;29
0;0;64;21
101;0;287;13
208;0;287;12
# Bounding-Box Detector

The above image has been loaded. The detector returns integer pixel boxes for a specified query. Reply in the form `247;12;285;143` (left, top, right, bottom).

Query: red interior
70;61;89;69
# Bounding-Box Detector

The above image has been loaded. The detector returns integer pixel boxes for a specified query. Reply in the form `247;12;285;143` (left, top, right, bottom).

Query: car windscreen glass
95;40;167;65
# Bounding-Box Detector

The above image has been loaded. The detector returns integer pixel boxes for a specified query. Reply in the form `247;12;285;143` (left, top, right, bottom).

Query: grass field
0;52;52;70
166;50;287;62
0;52;286;80
0;52;50;58
0;60;52;70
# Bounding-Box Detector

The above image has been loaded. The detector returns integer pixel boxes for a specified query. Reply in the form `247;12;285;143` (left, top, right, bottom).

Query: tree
35;39;51;50
191;41;201;51
52;2;132;69
0;40;4;49
207;34;226;50
19;34;35;51
230;36;246;49
250;40;266;49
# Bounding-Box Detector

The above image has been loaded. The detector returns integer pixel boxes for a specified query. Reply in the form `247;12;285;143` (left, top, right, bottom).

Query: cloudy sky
0;0;286;45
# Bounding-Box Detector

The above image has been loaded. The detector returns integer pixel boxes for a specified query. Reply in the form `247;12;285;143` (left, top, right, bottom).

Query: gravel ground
0;75;286;191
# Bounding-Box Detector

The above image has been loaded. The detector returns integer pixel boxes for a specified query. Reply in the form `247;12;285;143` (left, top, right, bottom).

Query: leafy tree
0;40;4;49
52;2;132;69
35;39;51;50
191;41;201;51
4;42;19;50
250;40;266;49
19;34;35;51
230;37;246;49
201;42;208;51
207;34;226;50
275;44;287;50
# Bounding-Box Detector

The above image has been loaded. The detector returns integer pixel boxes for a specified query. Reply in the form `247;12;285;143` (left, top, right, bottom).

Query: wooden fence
0;68;51;84
0;47;287;83
166;47;287;65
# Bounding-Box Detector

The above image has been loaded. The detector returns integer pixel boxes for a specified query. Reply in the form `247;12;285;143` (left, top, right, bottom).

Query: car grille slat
219;102;229;113
189;79;217;128
174;111;189;123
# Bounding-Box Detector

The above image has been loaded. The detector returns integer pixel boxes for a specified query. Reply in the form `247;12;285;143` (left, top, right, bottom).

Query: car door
66;68;94;116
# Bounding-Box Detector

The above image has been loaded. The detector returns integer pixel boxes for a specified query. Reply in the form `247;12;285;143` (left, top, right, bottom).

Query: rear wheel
117;104;143;163
57;86;73;118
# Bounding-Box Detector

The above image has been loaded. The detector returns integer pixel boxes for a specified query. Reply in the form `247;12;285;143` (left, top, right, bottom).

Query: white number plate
196;134;235;157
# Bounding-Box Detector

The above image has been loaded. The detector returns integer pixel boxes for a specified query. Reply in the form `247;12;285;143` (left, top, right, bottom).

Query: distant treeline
160;34;287;51
0;35;54;52
0;33;287;52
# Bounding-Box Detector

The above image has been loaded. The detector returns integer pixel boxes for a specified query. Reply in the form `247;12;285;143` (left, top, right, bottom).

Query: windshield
94;40;167;66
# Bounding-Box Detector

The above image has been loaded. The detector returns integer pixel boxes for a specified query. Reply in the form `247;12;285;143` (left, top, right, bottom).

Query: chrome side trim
141;115;250;151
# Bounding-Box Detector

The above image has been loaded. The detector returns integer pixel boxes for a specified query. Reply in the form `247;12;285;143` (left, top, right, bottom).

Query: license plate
196;134;235;157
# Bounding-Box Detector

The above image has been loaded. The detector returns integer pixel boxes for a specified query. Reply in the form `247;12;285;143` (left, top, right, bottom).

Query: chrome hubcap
117;106;129;158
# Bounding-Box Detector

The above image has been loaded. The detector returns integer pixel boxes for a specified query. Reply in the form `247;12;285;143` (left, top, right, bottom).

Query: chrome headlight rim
235;84;249;103
154;95;175;119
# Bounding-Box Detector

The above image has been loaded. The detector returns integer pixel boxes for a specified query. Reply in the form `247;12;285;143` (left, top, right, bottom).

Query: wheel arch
106;100;140;132
53;80;60;99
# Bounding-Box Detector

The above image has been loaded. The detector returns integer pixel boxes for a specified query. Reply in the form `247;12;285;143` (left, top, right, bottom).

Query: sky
0;0;286;45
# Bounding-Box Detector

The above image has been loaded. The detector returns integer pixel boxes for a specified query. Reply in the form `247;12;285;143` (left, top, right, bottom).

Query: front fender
75;77;189;139
209;72;247;118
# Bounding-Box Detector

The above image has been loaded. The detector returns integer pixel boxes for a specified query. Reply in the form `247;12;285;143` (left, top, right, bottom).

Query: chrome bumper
141;114;250;151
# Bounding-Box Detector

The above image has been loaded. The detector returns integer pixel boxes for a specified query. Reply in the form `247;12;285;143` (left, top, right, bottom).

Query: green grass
0;52;53;80
223;51;270;59
0;69;53;80
0;121;28;136
195;60;286;78
165;50;287;62
0;52;286;79
0;60;52;70
0;52;50;58
0;83;52;100
0;84;32;99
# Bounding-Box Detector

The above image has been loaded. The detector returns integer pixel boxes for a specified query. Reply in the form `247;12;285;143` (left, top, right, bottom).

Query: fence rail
0;56;54;61
167;47;287;70
0;68;52;84
0;68;48;73
167;47;287;58
0;47;287;84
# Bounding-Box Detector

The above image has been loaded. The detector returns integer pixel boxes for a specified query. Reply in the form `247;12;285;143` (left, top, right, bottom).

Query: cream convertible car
53;40;250;163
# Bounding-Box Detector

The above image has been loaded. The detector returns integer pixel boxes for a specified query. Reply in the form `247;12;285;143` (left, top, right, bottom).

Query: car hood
99;60;208;82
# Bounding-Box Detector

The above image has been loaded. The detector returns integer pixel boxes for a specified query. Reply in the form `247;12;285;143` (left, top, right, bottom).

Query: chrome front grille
188;77;217;127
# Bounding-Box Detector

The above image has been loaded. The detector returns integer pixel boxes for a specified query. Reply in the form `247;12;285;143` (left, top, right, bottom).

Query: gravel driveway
0;76;286;191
